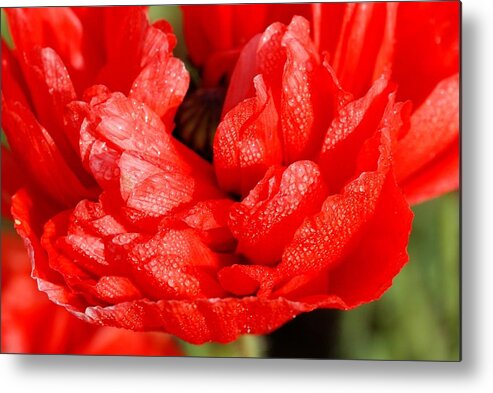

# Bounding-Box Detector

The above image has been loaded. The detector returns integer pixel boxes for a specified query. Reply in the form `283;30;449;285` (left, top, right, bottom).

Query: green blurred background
0;6;460;360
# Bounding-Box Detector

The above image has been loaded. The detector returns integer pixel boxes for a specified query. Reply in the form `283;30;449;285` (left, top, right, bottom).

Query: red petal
181;4;311;85
70;198;127;238
129;23;189;129
178;199;236;252
1;40;30;107
331;3;390;97
41;211;98;302
95;7;149;93
5;8;84;73
120;155;195;220
15;47;97;192
312;3;346;59
130;55;189;131
279;16;323;162
11;189;89;315
371;4;398;82
218;264;275;296
1;146;25;219
19;48;77;148
272;16;347;165
275;130;412;305
222;16;348;172
2;98;95;207
83;276;143;304
399;137;459;205
83;295;345;345
118;151;223;226
394;74;459;189
85;92;175;156
58;233;109;277
229;160;328;265
18;48;98;190
222;21;286;115
322;173;413;308
214;75;281;196
181;5;236;68
2;230;181;355
392;1;459;106
80;131;121;190
118;152;166;202
122;228;226;301
318;76;394;193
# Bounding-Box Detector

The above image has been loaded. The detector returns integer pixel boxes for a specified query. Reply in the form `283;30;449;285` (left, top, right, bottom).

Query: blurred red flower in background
1;232;182;355
1;3;459;346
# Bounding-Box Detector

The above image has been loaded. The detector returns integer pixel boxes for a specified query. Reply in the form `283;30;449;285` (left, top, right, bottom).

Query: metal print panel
0;1;460;360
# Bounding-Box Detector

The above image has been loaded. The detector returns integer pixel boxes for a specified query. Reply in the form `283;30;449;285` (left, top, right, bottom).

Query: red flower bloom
1;5;456;346
1;231;182;355
182;2;459;204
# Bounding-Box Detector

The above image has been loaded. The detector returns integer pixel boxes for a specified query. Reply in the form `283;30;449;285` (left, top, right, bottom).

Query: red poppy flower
1;5;454;346
5;9;410;344
1;231;182;355
182;2;459;204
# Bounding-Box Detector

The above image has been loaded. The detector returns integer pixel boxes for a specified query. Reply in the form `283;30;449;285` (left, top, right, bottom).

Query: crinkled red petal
11;189;89;315
83;295;347;345
2;231;182;355
177;199;236;252
129;22;189;129
229;160;328;265
276;130;412;306
318;76;394;193
214;75;281;196
121;228;227;301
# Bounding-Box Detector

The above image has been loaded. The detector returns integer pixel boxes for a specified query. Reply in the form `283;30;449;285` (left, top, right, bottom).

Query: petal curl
318;76;395;193
214;75;281;196
129;22;189;129
229;160;328;265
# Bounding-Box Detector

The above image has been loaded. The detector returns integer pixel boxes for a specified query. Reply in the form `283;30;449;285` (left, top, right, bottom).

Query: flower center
174;86;226;162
